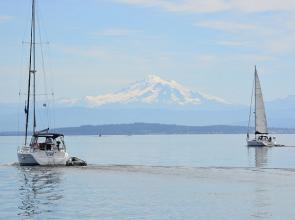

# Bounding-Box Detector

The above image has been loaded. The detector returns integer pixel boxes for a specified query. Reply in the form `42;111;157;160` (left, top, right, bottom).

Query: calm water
1;134;295;219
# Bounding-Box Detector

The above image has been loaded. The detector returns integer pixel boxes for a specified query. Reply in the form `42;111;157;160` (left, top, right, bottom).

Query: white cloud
194;16;295;56
238;54;275;62
195;54;217;64
115;0;295;13
113;0;295;57
58;45;113;60
230;0;295;13
93;28;141;37
195;21;257;32
263;33;295;54
115;0;161;7
195;53;274;66
0;16;12;23
115;0;229;13
158;0;229;13
217;40;248;47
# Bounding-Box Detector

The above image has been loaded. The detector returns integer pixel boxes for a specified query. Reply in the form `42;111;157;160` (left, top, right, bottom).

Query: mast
24;0;37;145
254;65;257;137
32;0;36;134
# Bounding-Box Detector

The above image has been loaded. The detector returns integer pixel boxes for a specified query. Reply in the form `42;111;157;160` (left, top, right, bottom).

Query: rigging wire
32;0;57;131
17;40;25;138
36;0;51;130
40;14;57;132
18;1;33;141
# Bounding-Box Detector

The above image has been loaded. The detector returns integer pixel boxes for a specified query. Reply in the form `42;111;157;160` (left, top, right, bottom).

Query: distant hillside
1;123;295;136
55;123;248;135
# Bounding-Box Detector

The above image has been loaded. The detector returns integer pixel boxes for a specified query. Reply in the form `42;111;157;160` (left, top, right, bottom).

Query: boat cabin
30;132;66;152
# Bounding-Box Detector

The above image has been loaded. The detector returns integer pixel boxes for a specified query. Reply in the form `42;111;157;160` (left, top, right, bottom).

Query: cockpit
30;133;66;152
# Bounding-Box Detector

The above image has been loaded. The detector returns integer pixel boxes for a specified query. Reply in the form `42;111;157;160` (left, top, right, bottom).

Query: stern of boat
17;145;39;166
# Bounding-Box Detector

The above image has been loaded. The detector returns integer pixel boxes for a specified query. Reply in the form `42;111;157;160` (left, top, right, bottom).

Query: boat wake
2;162;295;176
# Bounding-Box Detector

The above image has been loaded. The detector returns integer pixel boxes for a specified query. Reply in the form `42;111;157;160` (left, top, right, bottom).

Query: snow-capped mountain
85;75;230;107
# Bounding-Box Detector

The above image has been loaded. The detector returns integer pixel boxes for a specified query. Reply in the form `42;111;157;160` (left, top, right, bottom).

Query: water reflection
254;147;269;168
252;148;271;218
17;167;64;218
247;147;269;168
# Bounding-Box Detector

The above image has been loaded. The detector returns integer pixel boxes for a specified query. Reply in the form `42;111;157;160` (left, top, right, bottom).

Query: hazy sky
1;0;295;104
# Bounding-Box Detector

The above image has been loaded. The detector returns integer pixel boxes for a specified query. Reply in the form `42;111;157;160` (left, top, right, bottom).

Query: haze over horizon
1;0;295;105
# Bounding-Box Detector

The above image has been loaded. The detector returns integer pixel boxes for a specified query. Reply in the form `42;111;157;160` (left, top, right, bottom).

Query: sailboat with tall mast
246;66;276;147
17;0;70;165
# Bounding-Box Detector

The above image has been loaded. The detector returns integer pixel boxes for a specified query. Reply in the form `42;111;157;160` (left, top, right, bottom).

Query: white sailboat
17;0;70;165
246;66;276;147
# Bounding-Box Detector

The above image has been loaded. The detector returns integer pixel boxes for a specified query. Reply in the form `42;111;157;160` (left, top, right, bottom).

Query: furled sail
255;68;268;134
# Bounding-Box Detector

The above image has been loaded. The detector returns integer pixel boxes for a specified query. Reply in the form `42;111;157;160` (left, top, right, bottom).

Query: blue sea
1;134;295;219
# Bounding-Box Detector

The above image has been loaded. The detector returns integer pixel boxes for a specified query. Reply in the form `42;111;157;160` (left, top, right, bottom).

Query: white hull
18;146;70;166
247;138;276;147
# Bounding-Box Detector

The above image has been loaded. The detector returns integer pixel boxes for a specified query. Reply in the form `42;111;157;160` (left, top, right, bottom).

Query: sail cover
255;69;268;134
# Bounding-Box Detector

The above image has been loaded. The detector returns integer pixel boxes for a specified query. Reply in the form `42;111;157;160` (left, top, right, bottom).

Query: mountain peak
85;75;230;107
144;74;192;96
147;74;164;83
146;74;177;86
